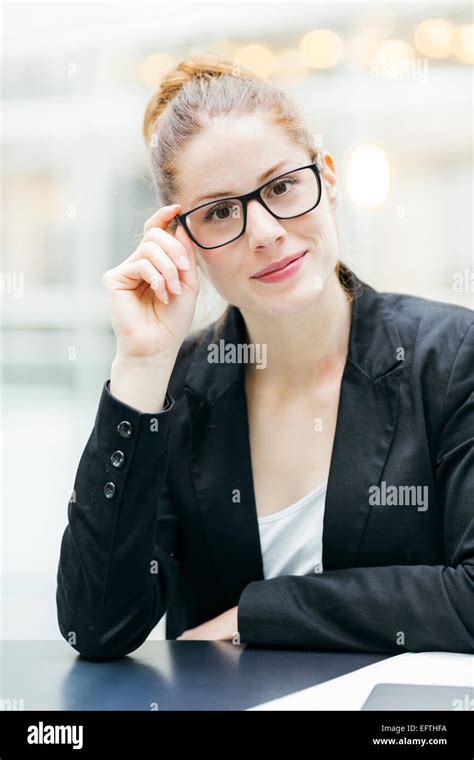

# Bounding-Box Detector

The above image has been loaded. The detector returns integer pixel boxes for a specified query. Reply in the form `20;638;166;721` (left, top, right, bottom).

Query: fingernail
170;278;181;294
178;255;190;270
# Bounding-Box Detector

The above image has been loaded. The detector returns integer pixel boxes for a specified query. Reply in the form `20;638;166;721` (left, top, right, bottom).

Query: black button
111;450;125;468
104;481;116;499
117;420;133;439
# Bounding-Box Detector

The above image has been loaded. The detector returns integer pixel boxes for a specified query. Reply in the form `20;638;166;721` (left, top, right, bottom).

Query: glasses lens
185;166;320;248
262;166;320;219
186;199;244;249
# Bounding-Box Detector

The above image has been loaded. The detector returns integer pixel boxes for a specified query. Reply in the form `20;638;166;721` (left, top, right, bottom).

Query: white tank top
257;482;327;579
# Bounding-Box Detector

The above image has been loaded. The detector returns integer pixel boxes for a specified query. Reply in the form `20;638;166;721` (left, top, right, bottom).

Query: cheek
197;254;237;289
305;196;337;239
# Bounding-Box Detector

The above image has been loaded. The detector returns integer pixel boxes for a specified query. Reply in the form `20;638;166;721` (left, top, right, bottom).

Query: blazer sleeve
237;323;474;654
56;379;179;661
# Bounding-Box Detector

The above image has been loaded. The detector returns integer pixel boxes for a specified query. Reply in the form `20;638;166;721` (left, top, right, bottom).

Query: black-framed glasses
173;153;324;250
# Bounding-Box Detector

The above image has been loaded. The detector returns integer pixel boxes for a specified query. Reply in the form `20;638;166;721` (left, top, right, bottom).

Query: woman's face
175;113;341;316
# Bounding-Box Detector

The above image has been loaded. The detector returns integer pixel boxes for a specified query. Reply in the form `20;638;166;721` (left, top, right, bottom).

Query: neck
240;269;353;392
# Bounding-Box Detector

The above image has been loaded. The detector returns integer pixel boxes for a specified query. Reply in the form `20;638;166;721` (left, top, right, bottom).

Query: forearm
56;379;178;660
237;563;474;654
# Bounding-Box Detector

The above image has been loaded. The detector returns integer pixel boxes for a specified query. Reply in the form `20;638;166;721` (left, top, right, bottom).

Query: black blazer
56;267;474;661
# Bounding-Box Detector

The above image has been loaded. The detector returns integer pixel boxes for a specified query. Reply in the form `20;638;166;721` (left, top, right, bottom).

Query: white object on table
248;651;474;710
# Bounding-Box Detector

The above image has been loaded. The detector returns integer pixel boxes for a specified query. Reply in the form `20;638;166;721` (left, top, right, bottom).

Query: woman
56;53;473;661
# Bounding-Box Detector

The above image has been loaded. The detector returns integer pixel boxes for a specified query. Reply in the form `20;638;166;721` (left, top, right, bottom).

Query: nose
245;198;287;248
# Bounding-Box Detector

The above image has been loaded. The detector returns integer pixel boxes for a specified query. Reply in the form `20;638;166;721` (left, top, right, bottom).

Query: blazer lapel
185;267;405;605
185;306;264;610
322;284;405;569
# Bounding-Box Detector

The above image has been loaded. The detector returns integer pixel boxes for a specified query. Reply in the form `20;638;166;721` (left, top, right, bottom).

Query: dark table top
1;640;392;711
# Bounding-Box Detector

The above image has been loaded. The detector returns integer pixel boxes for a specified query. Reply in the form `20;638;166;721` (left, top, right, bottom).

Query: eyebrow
190;160;293;206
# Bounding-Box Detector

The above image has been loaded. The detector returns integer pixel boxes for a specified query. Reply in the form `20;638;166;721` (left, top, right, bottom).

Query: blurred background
2;0;473;641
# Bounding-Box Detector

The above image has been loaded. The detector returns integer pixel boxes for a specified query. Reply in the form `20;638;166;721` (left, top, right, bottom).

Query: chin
249;286;324;317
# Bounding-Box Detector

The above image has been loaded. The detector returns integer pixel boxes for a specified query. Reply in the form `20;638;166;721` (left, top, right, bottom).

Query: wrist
110;352;177;413
112;349;178;370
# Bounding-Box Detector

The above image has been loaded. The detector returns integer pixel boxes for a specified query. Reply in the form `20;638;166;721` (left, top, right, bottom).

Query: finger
143;204;181;236
116;259;170;304
135;240;183;296
174;222;198;271
144;226;194;273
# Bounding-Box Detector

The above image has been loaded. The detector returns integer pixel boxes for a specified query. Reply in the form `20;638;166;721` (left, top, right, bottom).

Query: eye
265;177;297;198
203;202;233;221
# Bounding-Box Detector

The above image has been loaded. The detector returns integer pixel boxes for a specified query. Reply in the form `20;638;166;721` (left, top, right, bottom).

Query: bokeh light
359;8;397;40
414;18;454;58
346;144;391;209
234;44;275;78
372;38;415;68
454;23;474;63
299;29;342;69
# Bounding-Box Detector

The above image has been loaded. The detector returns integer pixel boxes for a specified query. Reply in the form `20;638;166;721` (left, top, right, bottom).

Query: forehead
175;114;310;205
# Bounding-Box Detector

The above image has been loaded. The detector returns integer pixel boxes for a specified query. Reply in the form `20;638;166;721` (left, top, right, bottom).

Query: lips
252;250;308;278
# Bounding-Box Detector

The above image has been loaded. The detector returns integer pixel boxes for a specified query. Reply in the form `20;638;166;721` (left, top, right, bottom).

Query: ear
320;150;341;211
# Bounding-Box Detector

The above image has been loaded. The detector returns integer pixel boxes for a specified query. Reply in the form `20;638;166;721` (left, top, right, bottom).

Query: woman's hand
102;204;200;364
176;606;239;641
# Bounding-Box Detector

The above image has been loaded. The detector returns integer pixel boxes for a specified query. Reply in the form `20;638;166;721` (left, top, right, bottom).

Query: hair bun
143;51;257;145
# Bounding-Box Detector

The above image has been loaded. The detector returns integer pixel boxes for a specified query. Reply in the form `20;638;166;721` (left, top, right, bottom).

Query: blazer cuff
237;580;270;645
104;378;174;414
93;379;176;468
